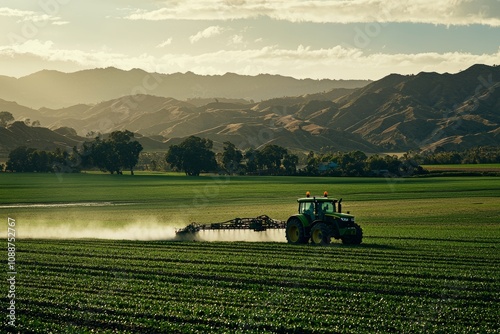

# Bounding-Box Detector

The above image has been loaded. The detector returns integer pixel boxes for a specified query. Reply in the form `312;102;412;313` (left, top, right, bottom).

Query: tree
30;150;51;172
6;147;36;172
334;151;367;176
283;153;299;175
222;141;243;174
385;155;402;175
79;131;143;174
0;111;14;127
165;136;217;176
108;130;143;175
86;137;121;174
259;144;288;174
366;155;388;172
165;145;183;172
305;151;319;175
51;147;80;173
80;141;96;170
243;149;260;173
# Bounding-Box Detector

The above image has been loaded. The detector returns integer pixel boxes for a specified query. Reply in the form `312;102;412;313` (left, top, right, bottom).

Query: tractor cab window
299;202;315;217
321;201;335;214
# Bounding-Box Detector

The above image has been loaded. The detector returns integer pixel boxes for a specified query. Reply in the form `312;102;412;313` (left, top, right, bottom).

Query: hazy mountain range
0;64;498;157
0;67;369;109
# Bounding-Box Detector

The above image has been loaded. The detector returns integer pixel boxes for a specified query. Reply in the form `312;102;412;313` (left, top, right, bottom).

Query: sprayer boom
175;215;286;235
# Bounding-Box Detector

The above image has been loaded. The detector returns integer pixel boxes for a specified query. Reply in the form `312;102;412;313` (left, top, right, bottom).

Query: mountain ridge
1;64;498;154
0;67;370;109
330;64;500;150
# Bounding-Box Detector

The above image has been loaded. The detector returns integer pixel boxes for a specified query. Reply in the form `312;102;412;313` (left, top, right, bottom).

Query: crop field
1;173;499;333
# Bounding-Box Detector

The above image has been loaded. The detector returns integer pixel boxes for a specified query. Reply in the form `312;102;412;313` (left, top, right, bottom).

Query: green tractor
286;192;362;245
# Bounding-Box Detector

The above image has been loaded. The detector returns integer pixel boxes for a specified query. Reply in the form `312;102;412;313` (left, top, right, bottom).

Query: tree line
164;136;299;176
4;147;80;173
3;130;143;174
413;146;500;165
2;132;425;177
302;151;427;177
163;136;426;177
2;134;298;176
6;130;497;177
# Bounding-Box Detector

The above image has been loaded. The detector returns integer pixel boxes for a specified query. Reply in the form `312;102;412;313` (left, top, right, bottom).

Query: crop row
19;238;500;282
4;238;498;333
19;257;496;304
17;280;496;334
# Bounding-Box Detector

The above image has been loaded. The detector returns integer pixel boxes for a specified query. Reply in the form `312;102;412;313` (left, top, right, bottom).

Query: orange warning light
324;191;328;197
306;191;311;198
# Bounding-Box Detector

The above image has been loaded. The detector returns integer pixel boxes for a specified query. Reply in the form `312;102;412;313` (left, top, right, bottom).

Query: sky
0;0;499;80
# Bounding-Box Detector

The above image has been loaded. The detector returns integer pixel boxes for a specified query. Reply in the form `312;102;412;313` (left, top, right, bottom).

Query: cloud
1;39;499;80
158;46;500;80
0;6;65;24
229;34;244;45
0;7;36;18
52;21;69;26
156;38;173;48
0;40;137;70
124;0;500;27
189;25;225;43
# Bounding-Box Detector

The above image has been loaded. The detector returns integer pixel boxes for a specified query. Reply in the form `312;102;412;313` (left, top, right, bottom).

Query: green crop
0;173;499;332
7;236;499;333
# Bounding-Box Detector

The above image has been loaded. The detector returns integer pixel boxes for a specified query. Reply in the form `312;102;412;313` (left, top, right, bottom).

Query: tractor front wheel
341;223;363;245
286;218;308;244
310;223;331;246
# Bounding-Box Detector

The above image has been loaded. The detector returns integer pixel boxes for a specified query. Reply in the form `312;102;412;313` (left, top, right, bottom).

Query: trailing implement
286;191;362;245
175;192;362;245
175;215;286;236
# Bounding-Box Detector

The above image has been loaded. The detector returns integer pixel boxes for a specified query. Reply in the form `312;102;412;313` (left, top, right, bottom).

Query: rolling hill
0;91;377;153
1;64;498;155
0;121;83;158
331;64;500;151
0;121;170;159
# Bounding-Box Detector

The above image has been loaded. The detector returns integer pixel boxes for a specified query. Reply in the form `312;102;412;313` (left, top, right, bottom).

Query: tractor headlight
341;217;349;222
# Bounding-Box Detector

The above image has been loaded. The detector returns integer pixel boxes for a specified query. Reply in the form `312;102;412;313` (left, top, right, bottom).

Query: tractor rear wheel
341;223;363;245
310;223;331;246
286;218;307;244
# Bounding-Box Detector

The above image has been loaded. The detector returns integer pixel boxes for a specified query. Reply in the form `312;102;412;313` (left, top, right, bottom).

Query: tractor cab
298;191;341;222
